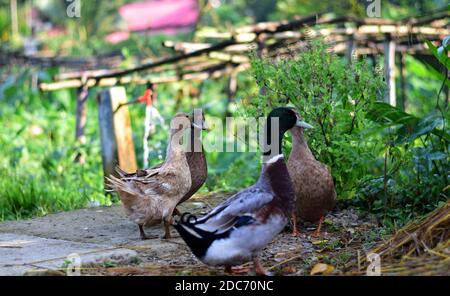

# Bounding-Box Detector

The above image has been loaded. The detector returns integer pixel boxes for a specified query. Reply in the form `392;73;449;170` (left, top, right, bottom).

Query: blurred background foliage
0;0;448;229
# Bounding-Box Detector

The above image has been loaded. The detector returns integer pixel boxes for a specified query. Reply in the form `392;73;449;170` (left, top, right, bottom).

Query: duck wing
193;185;274;234
106;168;179;199
115;161;164;180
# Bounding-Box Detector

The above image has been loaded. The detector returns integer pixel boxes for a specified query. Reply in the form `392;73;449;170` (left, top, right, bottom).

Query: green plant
353;37;449;226
102;260;118;268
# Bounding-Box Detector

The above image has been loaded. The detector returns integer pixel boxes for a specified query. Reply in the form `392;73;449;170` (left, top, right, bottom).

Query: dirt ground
0;192;385;276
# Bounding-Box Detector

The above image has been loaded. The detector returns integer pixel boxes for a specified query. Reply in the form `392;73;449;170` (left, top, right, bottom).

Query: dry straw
349;200;449;275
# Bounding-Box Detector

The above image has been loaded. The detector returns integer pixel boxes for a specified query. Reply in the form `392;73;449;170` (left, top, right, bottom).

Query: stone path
0;192;225;276
0;233;137;276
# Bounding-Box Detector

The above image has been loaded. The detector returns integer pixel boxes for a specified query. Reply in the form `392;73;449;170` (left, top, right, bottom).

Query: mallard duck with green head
173;107;299;275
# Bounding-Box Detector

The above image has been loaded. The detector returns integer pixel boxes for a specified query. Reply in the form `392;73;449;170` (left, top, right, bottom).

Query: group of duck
107;107;336;275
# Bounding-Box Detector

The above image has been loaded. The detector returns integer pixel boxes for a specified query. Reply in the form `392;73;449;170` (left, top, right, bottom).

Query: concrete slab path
0;193;224;276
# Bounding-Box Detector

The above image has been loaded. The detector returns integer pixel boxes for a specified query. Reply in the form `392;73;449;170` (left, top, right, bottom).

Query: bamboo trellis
39;11;449;95
31;11;449;186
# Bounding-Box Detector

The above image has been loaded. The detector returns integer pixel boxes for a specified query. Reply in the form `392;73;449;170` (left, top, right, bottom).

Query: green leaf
423;62;450;88
395;112;445;144
425;40;450;70
367;102;417;126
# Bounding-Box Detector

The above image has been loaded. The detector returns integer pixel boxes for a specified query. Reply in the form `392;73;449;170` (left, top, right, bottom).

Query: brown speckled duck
287;108;336;237
116;110;208;217
107;112;207;239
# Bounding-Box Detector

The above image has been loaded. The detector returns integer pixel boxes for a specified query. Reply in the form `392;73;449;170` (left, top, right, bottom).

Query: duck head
263;107;312;161
168;112;192;154
289;107;313;131
170;112;192;133
190;109;209;131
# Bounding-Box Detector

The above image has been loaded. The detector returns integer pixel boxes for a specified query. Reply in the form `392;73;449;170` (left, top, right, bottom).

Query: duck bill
201;120;210;131
296;120;313;129
192;121;210;131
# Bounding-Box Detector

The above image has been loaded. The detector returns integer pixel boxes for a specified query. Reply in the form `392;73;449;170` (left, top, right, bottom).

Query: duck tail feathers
173;213;218;259
115;166;128;177
178;212;199;225
105;175;141;202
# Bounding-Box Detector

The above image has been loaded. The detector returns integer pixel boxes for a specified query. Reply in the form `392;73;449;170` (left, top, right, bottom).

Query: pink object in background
46;27;66;37
105;31;130;44
119;0;200;33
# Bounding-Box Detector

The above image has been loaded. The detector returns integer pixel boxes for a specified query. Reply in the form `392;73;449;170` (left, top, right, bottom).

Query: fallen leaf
274;252;287;262
312;240;328;245
282;265;296;274
310;263;334;275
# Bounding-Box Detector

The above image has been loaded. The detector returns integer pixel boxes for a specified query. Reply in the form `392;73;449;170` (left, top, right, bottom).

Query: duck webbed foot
291;212;300;236
163;217;177;239
224;265;251;275
311;216;324;237
138;225;158;240
163;221;172;239
253;257;272;276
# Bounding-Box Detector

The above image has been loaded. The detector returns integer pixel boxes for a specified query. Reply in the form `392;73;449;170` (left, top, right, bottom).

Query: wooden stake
143;85;156;167
110;87;137;173
75;85;88;163
97;89;118;189
97;87;137;190
346;35;355;63
257;34;268;98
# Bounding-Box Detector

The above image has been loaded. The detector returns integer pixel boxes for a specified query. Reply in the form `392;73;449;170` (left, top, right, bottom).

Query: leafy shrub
247;39;385;198
355;103;449;226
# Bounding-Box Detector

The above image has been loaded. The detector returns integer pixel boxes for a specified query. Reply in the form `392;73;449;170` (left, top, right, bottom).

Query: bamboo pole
398;53;406;110
74;85;89;163
40;62;249;91
225;71;237;118
384;34;396;106
97;89;119;190
10;0;19;39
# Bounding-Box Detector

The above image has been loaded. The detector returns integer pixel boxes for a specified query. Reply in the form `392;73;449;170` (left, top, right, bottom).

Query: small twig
267;254;302;271
113;99;140;114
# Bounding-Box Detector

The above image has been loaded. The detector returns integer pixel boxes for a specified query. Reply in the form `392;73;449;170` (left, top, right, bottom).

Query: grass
0;76;108;221
0;167;105;221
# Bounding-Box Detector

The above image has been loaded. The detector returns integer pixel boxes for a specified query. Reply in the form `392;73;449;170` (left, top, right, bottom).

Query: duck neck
165;129;186;163
187;127;203;153
259;156;295;216
262;118;284;164
290;126;314;160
